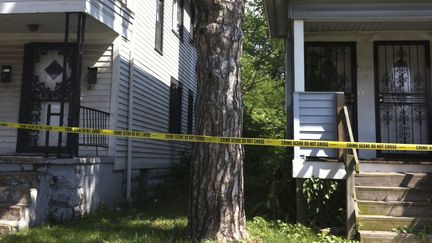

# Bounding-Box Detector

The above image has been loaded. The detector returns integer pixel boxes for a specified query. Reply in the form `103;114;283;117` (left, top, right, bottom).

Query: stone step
0;186;31;204
0;172;40;188
0;204;26;221
356;186;432;202
357;215;432;231
0;156;46;164
359;160;432;173
358;200;432;217
359;230;432;243
0;221;17;236
356;172;432;188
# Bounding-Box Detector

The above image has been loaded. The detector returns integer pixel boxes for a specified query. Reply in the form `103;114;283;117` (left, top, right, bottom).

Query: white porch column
293;19;305;92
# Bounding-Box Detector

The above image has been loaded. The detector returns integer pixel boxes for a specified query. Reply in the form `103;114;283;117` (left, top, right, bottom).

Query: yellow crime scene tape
1;122;432;152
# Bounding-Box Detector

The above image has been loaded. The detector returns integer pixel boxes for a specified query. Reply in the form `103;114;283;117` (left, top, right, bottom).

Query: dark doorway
305;42;358;139
374;41;431;158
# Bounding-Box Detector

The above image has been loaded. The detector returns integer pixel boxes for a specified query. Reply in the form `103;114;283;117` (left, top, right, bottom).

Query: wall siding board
114;39;130;165
0;45;22;154
114;0;197;170
294;92;339;159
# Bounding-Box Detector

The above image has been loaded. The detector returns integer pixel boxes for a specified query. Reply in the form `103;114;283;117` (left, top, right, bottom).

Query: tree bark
188;0;247;242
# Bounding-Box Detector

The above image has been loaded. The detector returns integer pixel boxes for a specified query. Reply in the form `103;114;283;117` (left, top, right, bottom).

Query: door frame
373;40;432;158
304;41;359;140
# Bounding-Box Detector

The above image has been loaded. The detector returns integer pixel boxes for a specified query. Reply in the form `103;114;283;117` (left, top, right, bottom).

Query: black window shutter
169;78;182;134
187;91;194;134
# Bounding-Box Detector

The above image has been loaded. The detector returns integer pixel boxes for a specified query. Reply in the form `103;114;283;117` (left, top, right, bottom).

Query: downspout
126;31;135;205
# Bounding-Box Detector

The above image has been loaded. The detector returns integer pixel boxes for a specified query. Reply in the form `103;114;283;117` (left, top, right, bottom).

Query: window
169;78;183;134
187;90;194;134
305;43;354;93
172;0;184;40
155;0;164;53
119;0;132;7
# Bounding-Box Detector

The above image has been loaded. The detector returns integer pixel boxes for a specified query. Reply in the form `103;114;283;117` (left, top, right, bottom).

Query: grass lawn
0;197;355;243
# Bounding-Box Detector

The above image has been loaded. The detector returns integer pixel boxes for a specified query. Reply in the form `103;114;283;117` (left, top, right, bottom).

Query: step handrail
343;106;360;173
335;93;359;239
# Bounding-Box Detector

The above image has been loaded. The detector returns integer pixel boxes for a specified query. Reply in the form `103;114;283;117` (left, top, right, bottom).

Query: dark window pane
190;4;196;40
305;43;353;93
187;91;194;134
155;0;164;53
169;78;183;134
172;0;184;40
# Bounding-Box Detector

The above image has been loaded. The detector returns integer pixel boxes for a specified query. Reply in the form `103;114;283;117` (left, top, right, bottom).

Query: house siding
0;45;22;154
293;92;338;159
113;0;197;170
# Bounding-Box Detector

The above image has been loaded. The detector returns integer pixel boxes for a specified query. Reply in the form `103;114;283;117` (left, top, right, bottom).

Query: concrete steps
0;221;17;235
357;200;432;217
357;215;432;231
356;172;432;188
0;172;40;236
359;230;432;243
0;186;31;204
356;186;432;202
0;172;40;188
0;204;27;221
355;171;432;242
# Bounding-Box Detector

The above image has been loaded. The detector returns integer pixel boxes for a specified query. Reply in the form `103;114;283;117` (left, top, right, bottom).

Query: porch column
285;38;293;139
69;13;86;156
292;19;307;225
293;19;305;92
292;19;304;158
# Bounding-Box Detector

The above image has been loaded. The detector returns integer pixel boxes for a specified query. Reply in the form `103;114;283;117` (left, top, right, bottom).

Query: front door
374;41;431;158
17;43;74;154
305;42;358;138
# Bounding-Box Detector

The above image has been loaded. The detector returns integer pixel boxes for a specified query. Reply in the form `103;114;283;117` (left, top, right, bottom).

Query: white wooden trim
85;0;132;39
293;92;301;160
293;19;305;92
293;159;346;180
0;1;85;14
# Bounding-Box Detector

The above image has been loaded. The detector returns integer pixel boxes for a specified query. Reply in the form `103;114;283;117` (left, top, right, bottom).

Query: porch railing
79;106;110;150
336;94;359;239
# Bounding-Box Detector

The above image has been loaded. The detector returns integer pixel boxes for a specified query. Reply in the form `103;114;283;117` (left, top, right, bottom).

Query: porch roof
264;0;432;38
0;0;133;39
0;13;118;44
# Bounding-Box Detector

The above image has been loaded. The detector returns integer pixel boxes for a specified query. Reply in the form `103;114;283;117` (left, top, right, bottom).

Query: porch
0;12;118;157
290;20;432;178
290;20;432;240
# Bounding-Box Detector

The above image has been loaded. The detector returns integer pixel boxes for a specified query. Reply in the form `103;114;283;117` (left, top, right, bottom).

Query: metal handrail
79;106;110;155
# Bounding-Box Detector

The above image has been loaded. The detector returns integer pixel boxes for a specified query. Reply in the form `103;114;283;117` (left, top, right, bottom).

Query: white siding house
0;0;197;233
114;0;197;170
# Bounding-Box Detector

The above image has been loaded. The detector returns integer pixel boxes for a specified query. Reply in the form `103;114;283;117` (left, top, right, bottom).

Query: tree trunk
188;1;247;242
